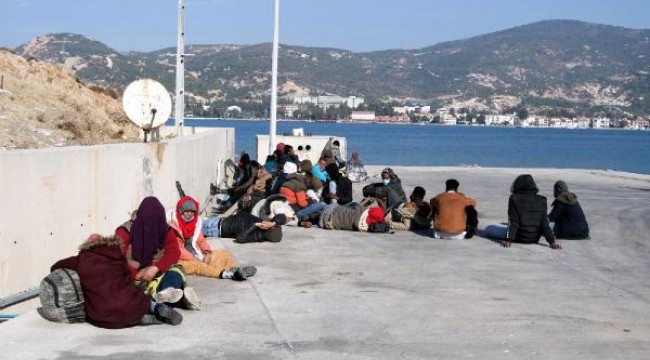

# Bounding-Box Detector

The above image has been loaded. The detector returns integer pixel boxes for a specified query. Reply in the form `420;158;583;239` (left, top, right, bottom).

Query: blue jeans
484;225;508;239
157;269;185;291
296;202;326;220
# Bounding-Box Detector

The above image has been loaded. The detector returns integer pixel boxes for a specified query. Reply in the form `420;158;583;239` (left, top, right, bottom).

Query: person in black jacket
219;212;287;243
322;163;353;205
548;180;590;239
361;168;407;211
502;174;561;249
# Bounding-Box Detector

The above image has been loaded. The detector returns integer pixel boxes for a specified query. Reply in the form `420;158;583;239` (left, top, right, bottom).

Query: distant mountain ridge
15;20;650;116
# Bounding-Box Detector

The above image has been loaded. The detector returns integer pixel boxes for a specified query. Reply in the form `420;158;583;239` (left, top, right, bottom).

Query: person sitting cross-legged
430;179;478;239
548;180;590;240
489;174;561;250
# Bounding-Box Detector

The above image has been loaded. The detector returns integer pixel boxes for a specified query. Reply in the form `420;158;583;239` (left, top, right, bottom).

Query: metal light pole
174;0;186;137
269;0;280;153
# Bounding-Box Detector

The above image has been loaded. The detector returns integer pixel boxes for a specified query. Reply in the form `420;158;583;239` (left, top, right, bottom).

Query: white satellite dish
122;79;172;132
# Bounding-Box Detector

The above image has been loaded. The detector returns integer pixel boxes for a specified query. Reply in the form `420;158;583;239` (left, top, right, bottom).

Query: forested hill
15;20;650;116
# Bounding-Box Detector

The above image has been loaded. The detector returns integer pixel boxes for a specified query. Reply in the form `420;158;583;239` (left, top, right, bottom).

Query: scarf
176;196;199;239
130;197;168;268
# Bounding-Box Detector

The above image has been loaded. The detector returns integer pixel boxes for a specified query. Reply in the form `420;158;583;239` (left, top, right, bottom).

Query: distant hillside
15;20;650;116
0;49;139;149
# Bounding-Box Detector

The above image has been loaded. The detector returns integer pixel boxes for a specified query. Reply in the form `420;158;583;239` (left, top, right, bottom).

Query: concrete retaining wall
0;129;234;301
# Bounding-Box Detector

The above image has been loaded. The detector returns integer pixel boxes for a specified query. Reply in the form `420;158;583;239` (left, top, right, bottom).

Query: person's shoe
240;265;257;278
139;314;163;326
181;286;202;311
210;183;218;196
154;303;183;326
229;266;257;281
153;288;184;304
300;220;312;228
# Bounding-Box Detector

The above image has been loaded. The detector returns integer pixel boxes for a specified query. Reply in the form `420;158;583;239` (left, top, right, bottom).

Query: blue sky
3;0;650;52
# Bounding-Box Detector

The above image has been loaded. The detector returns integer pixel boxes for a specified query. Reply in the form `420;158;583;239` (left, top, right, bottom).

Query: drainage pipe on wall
0;288;39;310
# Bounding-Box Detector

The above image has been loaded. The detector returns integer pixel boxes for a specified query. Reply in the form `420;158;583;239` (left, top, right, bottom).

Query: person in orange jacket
430;179;478;239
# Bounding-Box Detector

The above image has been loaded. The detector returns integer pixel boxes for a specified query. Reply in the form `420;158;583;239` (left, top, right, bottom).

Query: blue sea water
178;119;650;175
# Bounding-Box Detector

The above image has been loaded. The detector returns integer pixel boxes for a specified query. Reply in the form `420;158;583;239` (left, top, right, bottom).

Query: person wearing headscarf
50;234;183;327
169;196;257;280
501;175;561;249
548;180;590;239
115;197;201;309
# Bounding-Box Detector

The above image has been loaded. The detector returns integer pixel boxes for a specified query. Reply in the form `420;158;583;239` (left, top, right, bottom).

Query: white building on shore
293;95;364;109
485;114;516;126
592;117;611;129
351;111;376;121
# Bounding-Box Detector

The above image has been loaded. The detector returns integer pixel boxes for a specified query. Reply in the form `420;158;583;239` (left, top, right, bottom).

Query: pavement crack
249;280;298;357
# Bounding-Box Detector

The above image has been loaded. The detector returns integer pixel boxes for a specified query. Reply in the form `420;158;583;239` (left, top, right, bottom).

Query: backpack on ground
39;268;86;323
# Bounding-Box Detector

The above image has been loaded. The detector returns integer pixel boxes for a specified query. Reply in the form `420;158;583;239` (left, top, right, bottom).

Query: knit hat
554;180;569;198
300;159;313;173
283;161;298;174
180;199;197;213
276;142;285;152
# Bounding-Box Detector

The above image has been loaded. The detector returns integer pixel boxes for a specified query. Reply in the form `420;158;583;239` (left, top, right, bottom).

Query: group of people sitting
48;195;260;329
45;141;589;329
210;143;590;251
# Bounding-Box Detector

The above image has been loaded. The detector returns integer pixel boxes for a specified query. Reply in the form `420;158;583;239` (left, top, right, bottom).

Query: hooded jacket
548;181;589;239
51;235;151;329
382;169;407;204
507;175;556;244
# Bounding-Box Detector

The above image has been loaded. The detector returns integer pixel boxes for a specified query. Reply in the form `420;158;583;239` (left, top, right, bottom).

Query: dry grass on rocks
0;49;140;149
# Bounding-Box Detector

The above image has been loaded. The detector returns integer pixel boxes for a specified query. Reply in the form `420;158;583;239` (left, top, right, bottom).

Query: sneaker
154;303;183;326
153;288;184;304
240;265;257;278
230;266;257;281
182;286;202;311
139;314;162;326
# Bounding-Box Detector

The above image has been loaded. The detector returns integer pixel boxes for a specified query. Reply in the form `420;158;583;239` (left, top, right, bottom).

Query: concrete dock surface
1;166;649;360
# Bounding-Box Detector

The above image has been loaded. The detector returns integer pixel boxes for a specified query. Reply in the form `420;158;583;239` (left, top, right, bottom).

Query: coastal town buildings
292;95;364;109
275;96;646;130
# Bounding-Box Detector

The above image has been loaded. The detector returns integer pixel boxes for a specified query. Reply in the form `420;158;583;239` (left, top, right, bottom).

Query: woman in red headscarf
169;195;257;281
